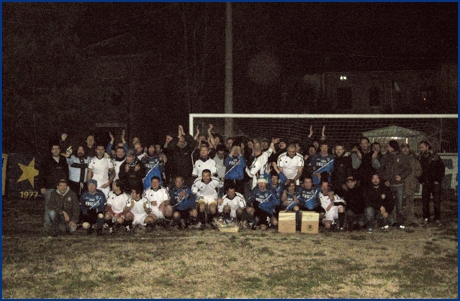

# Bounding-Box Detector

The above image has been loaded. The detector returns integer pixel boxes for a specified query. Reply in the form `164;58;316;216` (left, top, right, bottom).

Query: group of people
39;124;445;236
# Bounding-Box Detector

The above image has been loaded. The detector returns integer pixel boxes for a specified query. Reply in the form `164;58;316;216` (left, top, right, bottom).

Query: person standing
418;141;445;227
400;143;422;226
39;142;69;232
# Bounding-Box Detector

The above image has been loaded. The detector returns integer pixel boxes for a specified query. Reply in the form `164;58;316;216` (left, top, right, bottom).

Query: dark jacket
49;187;80;223
337;185;365;214
331;154;353;189
379;151;411;185
165;134;196;178
363;184;394;213
418;151;445;184
40;155;69;189
118;158;146;192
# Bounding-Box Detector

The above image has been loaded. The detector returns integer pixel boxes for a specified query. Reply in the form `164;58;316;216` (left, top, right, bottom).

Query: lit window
340;75;347;81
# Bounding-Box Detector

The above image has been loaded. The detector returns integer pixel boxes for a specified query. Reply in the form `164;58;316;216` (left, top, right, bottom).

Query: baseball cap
346;176;356;182
88;179;98;186
257;175;268;183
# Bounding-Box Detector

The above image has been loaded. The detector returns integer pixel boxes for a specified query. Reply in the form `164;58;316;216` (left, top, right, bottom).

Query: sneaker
109;227;114;234
87;228;94;235
367;228;374;233
193;222;203;229
379;225;389;232
96;229;102;236
398;225;405;230
422;218;429;227
146;224;153;232
338;227;345;232
125;225;131;232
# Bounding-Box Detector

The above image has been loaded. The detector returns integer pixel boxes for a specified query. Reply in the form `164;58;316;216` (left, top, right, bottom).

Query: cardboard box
301;211;319;234
278;212;296;233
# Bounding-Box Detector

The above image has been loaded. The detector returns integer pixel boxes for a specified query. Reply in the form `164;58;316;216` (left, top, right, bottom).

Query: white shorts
324;205;343;222
132;213;148;227
197;195;218;206
217;204;237;218
150;207;165;219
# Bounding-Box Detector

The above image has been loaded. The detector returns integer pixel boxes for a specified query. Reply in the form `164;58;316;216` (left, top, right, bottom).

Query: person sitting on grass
169;175;197;230
191;169;224;230
124;184;153;232
80;179;106;236
143;176;172;229
48;179;80;236
217;183;247;227
104;180;130;233
363;173;394;233
318;181;346;231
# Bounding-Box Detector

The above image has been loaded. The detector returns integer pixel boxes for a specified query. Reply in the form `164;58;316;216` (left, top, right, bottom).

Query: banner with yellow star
7;153;43;199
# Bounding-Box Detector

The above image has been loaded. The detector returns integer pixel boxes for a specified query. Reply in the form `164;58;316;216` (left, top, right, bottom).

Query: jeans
49;210;65;234
346;209;366;228
390;185;405;225
422;182;442;221
44;189;55;231
364;207;393;229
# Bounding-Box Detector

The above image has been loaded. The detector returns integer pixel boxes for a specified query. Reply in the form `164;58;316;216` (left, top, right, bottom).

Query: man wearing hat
246;175;280;230
379;140;411;230
79;179;107;235
336;176;366;231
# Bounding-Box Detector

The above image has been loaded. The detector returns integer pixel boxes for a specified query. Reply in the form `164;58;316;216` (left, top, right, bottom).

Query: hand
179;190;187;199
196;125;200;134
165;135;173;144
41;188;46;195
384;181;390;187
125;164;130;172
152;201;158;207
321;125;326;138
134;164;140;172
101;182;110;188
109;132;115;142
62;211;70;222
314;172;321;179
326;203;333;211
395;175;401;182
434;181;439;185
271;138;280;144
208;123;213;131
217;198;223;205
328;191;335;200
382;212;389;219
372;151;379;159
309;125;313;137
61;133;68;141
121;129;126;139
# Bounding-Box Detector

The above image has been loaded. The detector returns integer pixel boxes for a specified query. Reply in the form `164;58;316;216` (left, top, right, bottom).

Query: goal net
189;114;458;154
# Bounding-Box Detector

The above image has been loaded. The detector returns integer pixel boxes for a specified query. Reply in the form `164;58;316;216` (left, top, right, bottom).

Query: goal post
189;114;458;154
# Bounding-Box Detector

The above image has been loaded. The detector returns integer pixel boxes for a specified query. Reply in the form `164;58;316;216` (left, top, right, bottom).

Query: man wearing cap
379;140;411;230
363;173;394;232
119;149;146;194
276;143;304;186
337;176;366;231
401;143;422;226
48;179;80;236
87;143;115;198
247;175;280;230
80;179;107;235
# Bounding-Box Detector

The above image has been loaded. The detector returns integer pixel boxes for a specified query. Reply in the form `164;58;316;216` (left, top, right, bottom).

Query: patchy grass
2;197;458;298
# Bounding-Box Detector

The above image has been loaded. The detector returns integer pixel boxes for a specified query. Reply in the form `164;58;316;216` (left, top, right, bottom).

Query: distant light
340;75;347;81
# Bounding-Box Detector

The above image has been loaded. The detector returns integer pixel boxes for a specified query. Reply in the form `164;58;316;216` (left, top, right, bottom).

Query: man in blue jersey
142;142;167;190
247;175;280;231
169;175;197;229
309;141;335;186
224;144;247;195
80;179;107;235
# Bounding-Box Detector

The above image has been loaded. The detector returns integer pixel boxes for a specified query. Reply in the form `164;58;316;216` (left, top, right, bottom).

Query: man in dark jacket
164;125;197;187
337;176;365;230
379;140;411;229
118;149;146;194
40;141;69;232
363;173;394;232
331;143;353;191
48;179;80;236
418;141;445;226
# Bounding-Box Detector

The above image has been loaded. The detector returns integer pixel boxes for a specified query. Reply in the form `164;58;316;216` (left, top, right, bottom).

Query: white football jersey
246;148;273;188
88;156;114;187
143;187;169;209
191;177;223;199
277;152;304;180
192;158;218;177
112;158;126;181
107;191;130;214
218;192;246;217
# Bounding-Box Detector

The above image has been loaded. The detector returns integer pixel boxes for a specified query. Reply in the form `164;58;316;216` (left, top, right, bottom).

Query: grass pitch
2;195;458;298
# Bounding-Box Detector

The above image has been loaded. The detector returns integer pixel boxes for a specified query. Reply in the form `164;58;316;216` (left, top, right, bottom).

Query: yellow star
17;158;39;188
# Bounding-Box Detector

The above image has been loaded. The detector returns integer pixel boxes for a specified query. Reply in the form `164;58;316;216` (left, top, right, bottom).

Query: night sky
2;2;458;152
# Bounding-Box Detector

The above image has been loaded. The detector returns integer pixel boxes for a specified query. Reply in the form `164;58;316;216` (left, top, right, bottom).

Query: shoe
193;222;202;229
338;227;345;232
146;224;153;232
434;220;443;227
422;218;429;227
125;225;131;232
96;229;102;236
379;225;389;232
398;225;405;230
367;228;373;233
109;227;114;234
199;223;206;230
87;228;94;235
249;222;256;230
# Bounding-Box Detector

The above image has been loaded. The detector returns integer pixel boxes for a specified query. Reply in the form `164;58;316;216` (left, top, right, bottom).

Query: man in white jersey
277;143;304;185
318;181;346;231
142;176;172;229
104;180;130;233
192;144;218;178
246;138;280;189
87;143;115;198
191;169;224;229
218;183;247;227
124;185;152;231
